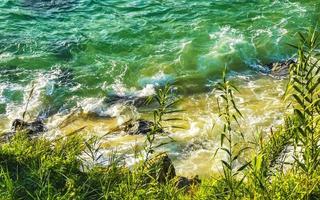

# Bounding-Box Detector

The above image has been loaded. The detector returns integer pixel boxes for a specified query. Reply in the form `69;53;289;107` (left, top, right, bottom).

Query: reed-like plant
144;85;182;160
286;28;320;172
0;167;15;199
22;82;35;120
215;67;249;199
285;27;320;199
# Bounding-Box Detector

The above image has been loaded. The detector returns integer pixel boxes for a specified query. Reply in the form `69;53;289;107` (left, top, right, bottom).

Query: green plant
82;136;103;169
144;85;182;160
22;82;35;121
215;67;249;199
285;27;320;198
0;167;16;199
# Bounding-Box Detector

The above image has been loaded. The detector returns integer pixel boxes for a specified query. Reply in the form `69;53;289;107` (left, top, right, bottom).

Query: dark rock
144;152;176;184
175;175;201;189
183;140;209;153
104;94;151;107
266;59;296;77
0;119;47;142
11;119;47;135
104;94;132;105
119;119;163;135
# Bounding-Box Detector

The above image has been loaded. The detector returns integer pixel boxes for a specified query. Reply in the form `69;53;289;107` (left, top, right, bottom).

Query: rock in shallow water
104;94;151;108
116;119;164;135
11;119;47;135
0;119;47;142
266;59;296;77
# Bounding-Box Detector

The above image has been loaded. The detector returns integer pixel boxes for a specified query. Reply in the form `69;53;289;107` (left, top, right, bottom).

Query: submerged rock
11;119;47;135
144;152;176;184
117;119;163;135
104;94;151;108
104;84;156;108
183;139;210;153
266;59;296;77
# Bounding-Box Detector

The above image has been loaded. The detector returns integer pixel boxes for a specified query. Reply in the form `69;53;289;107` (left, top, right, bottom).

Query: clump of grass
0;132;186;200
0;132;85;199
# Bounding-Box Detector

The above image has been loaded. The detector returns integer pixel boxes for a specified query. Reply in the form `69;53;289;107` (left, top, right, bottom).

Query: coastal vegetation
0;27;320;200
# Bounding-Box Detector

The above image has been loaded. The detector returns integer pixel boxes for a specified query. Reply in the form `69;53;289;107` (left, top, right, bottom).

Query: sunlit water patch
19;74;287;177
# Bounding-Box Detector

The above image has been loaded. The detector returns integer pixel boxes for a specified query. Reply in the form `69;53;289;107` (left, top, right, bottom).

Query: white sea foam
109;81;155;98
135;84;155;97
78;98;126;117
138;71;174;87
0;52;13;60
5;71;53;121
198;26;249;71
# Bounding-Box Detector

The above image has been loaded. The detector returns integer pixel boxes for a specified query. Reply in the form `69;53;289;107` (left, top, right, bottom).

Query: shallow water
34;74;289;177
0;0;319;176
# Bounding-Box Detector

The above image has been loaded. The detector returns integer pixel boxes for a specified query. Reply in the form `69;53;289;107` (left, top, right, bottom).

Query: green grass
0;29;320;200
0;132;187;200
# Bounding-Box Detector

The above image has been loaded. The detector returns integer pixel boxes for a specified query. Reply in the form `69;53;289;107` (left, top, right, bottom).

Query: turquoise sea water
0;0;319;176
0;1;319;114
